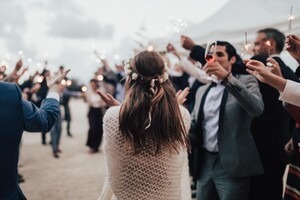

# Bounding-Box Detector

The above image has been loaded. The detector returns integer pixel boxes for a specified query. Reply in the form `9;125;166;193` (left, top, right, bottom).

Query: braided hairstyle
119;50;189;154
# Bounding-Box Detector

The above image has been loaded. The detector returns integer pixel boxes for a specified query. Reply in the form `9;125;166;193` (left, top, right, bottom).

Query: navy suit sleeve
295;66;300;77
17;85;60;132
189;45;206;65
272;57;300;83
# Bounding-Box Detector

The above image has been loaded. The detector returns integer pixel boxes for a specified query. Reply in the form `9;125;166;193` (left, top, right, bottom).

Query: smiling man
191;41;264;200
182;31;299;200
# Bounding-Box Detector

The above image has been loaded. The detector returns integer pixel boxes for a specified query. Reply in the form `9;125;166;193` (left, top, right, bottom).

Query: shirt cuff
46;92;60;101
279;80;297;102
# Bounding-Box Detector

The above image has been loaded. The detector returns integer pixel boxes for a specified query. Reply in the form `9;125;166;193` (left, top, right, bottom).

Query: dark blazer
191;74;264;179
233;55;298;164
0;82;59;200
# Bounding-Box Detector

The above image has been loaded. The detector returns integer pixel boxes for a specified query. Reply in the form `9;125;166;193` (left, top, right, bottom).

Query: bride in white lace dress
98;50;191;200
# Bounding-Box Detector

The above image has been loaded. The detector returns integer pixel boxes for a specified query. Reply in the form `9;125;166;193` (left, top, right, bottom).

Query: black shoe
67;133;73;137
191;181;197;190
89;149;99;154
18;174;25;183
191;191;196;198
53;151;59;158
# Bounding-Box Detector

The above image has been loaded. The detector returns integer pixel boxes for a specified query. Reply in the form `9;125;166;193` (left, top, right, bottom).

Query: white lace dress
98;105;191;200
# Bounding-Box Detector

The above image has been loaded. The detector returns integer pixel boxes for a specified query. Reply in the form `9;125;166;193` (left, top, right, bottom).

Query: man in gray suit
192;41;264;200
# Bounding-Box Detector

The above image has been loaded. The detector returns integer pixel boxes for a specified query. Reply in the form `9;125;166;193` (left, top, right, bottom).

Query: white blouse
279;79;300;107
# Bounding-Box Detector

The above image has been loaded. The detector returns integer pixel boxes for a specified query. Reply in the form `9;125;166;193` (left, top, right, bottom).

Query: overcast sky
0;0;229;83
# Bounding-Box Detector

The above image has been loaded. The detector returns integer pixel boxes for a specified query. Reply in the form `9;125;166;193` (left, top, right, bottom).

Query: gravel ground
19;98;283;200
19;99;106;200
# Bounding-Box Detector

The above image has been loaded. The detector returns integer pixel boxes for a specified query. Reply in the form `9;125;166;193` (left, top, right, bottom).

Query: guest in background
85;79;106;153
50;83;65;158
35;69;51;145
61;81;82;137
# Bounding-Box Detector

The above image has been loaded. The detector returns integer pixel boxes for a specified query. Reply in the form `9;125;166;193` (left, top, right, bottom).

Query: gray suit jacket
192;74;264;178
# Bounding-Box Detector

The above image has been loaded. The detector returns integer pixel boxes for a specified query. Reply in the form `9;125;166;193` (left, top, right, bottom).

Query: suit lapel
218;89;228;133
195;83;216;145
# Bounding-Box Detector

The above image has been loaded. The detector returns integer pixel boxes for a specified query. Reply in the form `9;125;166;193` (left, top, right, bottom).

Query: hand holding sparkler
286;34;300;64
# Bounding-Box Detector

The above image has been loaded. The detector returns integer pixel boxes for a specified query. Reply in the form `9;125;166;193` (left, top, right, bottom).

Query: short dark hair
216;41;237;60
89;79;98;84
258;28;285;53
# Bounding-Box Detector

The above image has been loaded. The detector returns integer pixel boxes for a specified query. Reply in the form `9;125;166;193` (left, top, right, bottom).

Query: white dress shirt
202;82;225;152
46;92;60;102
179;56;211;84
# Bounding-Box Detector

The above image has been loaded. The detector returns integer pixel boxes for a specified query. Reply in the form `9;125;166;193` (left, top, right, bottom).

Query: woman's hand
176;87;189;105
96;90;121;107
266;58;282;77
286;34;300;64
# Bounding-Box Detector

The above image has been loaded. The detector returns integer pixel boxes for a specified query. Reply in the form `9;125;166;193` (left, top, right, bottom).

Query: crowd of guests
1;27;300;200
97;28;300;200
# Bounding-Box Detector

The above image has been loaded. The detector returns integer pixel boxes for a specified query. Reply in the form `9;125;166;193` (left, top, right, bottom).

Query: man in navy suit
0;70;69;199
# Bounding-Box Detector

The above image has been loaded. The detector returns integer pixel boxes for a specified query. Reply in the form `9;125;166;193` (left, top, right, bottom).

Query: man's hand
47;69;71;88
203;62;228;80
48;69;71;92
286;34;300;64
181;35;196;51
96;90;120;107
15;59;23;72
284;138;294;155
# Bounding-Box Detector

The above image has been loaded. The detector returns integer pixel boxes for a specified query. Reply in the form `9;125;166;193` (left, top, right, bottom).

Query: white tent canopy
183;0;300;69
150;0;300;69
182;0;300;44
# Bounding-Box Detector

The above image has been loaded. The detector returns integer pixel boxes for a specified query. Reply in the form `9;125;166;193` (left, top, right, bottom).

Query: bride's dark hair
119;50;189;154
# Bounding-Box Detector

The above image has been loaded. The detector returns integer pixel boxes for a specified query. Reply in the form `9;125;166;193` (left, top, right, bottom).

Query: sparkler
288;0;295;34
244;32;251;51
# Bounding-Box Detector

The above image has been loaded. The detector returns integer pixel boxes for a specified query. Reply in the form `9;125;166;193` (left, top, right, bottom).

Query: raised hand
203;62;228;80
166;43;180;59
284;139;294;155
48;69;71;90
266;58;282;77
286;35;300;64
96;90;120;107
15;59;23;72
181;35;196;51
176;87;189;105
245;60;272;83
